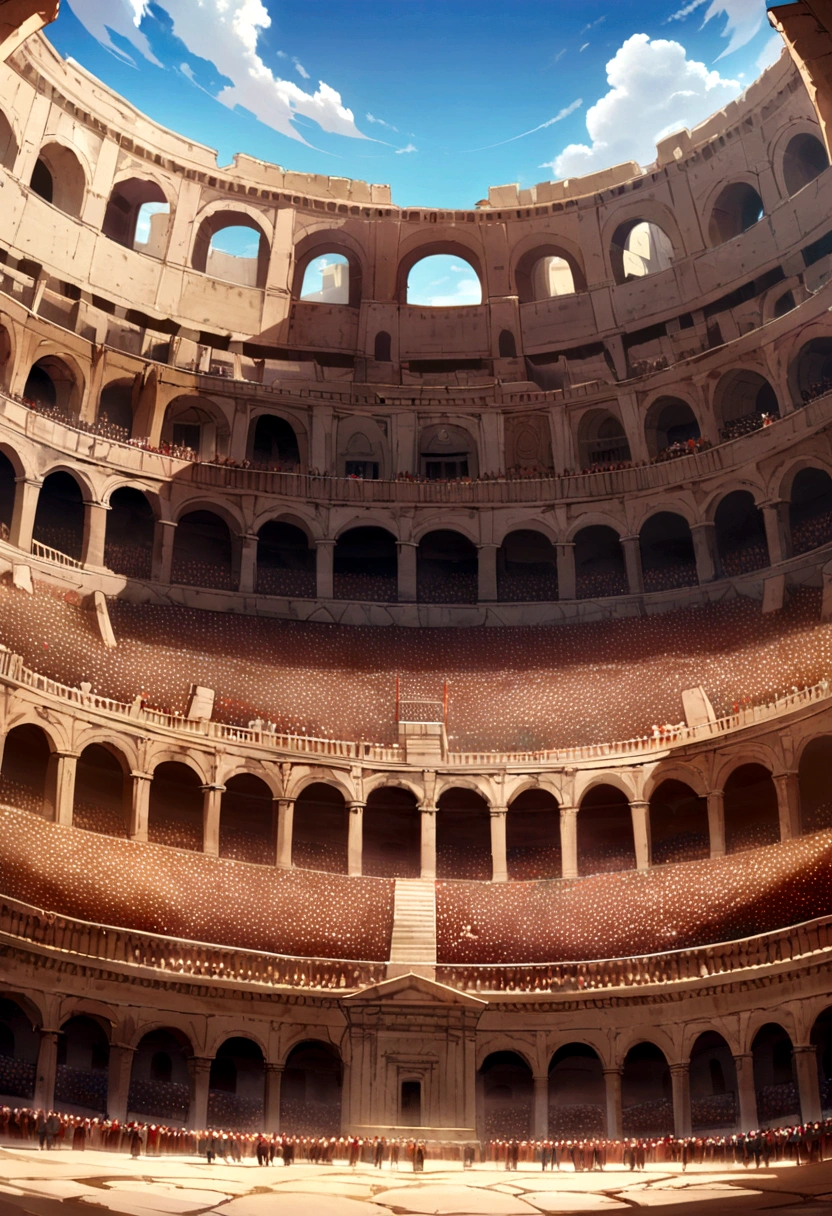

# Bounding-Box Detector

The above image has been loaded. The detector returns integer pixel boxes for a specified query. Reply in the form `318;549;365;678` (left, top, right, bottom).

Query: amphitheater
6;0;832;1171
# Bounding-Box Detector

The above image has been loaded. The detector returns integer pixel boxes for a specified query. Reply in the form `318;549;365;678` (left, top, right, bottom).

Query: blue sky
51;1;784;210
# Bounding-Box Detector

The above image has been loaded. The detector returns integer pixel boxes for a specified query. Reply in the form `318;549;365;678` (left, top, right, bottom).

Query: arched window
436;787;491;880
0;997;39;1100
689;1032;738;1132
209;1038;265;1131
649;779;709;865
406;254;482;307
714;490;768;576
73;744;127;838
171;510;235;591
645;396;701;459
798;736;832;832
752;1024;799;1123
23;356;81;417
531;255;575;299
723;763;779;853
334;527;397;602
162;396;229;461
573;525;628;599
790;466;832;554
419;424;477;480
129;1029;192;1123
256;521;315;598
0;723;51;815
363;787;421;878
56;1016;109;1113
708;182;765;246
281;1041;342;1136
578;784;635;875
783;132;829;197
105;487;154;579
639;512;697;592
714;369;779;439
498;329;517;358
790;337;832;406
192;213;270;288
220;774;275;864
29;143;86;217
33;471;85;560
374;331;392;362
98;379;133;437
514;245;586;302
497;530;558;602
148;762;203;851
507;789;561;879
102;179;170;256
479;1052;533;1140
417;530;478;604
292;783;348;873
611;220;674;285
621;1043;672;1137
548;1044;605;1139
300;253;350;304
248;413;300;469
578;410;631;469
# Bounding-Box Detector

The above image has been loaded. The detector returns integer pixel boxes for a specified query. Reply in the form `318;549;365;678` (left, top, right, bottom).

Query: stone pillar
276;798;294;869
397;541;418;602
348;801;365;877
670;1062;691;1138
316;538;335;599
707;790;726;857
629;799;651;871
46;751;77;826
621;535;644;596
10;477;41;552
762;500;792;566
690;521;721;583
489;806;508;883
129;771;153;841
733;1053;758;1131
477;543;498;602
560;806;578;879
420;805;437;879
34;1029;60;1111
603;1067;623;1139
82;500;110;569
793;1045;822;1124
202;784;225;856
107;1044;135;1122
151;519;177;584
533;1074;549;1139
556;542;576;601
238;534;259;595
188;1057;212;1131
264;1063;284;1132
773;771;801;841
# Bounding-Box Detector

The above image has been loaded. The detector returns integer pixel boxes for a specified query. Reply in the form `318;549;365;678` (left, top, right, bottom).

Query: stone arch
436;785;491;880
798;735;832;833
497;528;558;603
162;394;231;462
643;762;707;801
57;1013;110;1114
293;232;365;309
32;469;85;560
280;1039;343;1135
689;1031;739;1132
208;1036;265;1131
576;406;631;468
292;781;348;873
713;489;768;576
102;176;172;257
609;215;677;286
30;140;87;217
363;785;421;878
417;528;478;604
397;238;485;306
713;367;780;437
706;180;765;246
479;1050;534;1141
577;782;636;876
0;106;18;171
337;415;387;480
148;760;204;852
752;1022;799;1124
171;508;237;592
782;130;829;197
418;422;478;480
128;1026;194;1124
0;994;40;1102
73;742;130;839
247;411;303;468
548;1042;605;1138
256;516;316;598
788;335;832;406
513;241;586;302
23;353;84;417
506;787;560;880
573;523;627;599
789;465;832;555
723;762;780;853
639;511;697;592
334;525;398;603
97;377;134;437
621;1041;673;1137
643;394;701;459
219;773;275;865
649;778;709;865
105;485;156;579
191;207;271;288
374;330;392;362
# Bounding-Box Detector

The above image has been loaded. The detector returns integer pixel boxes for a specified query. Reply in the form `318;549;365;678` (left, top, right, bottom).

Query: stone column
187;1057;212;1130
151;519;177;584
733;1053;758;1131
560;806;578;879
348;801;365;877
773;771;801;841
489;806;508;883
793;1045;822;1124
46;751;77;826
276;798;294;869
477;543;498;602
237;533;259;595
10;477;41;552
670;1062;691;1138
316;538;335;599
129;771;153;841
556;542;576;601
202;784;225;856
707;790;726;857
34;1028;60;1111
690;521;721;583
629;799;651;871
762;500;792;566
264;1063;284;1133
420;805;437;880
621;535;644;596
603;1067;623;1139
107;1044;135;1122
397;541;418;602
533;1074;549;1139
82;500;110;569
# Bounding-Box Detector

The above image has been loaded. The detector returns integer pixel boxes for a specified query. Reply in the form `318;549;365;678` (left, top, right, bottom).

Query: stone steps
388;879;436;977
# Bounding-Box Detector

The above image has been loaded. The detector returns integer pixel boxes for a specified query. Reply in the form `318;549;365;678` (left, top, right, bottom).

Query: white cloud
366;112;399;132
292;57;309;79
546;33;740;178
395;142;418;154
415;278;482;308
66;0;366;146
579;42;590;52
756;32;784;72
666;0;767;58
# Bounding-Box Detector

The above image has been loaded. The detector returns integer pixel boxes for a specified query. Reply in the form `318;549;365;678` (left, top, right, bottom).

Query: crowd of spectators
756;1082;800;1122
651;831;710;867
654;437;712;463
104;542;152;581
170;556;235;592
548;1104;604;1137
72;800;128;839
791;506;832;556
497;571;559;602
256;569;316;598
641;558;697;593
574;568;629;599
691;1093;737;1129
621;1099;673;1136
719;411;777;443
333;573;398;602
416;569;478;604
719;538;769;577
801;377;832;405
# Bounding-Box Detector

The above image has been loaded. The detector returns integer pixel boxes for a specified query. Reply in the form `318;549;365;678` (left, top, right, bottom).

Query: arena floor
1;1147;832;1216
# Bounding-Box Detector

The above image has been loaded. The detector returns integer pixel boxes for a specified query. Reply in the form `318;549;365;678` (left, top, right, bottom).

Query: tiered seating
651;832;709;866
104;542;152;580
756;1083;800;1121
622;1099;673;1135
219;826;273;865
437;844;491;881
54;1064;107;1112
0;804;394;960
497;572;559;602
0;1053;35;1099
148;815;202;852
73;799;128;838
507;846;562;880
484;1108;531;1140
333;573;397;602
576;569;629;599
127;1078;189;1121
792;507;832;555
278;1098;340;1136
548;1104;604;1137
170;556;235;590
691;1093;737;1128
720;540;769;576
207;1091;263;1131
256;569;316;597
0;775;41;816
417;569;478;603
642;559;697;592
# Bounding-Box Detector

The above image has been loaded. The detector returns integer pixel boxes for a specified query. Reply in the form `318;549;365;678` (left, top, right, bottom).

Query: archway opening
406;254;482;307
248;414;301;468
578;411;631;470
30;143;85;217
811;1007;832;1116
256;520;315;597
73;744;127;838
714;490;768;576
497;530;558;602
98;380;134;438
171;510;235;591
0;997;39;1102
791;337;832;406
105;487;154;579
374;330;392;362
530;255;576;299
334;526;398;602
363;786;421;878
24;356;80;417
162;396;229;461
0;451;16;534
639;513;697;592
281;1040;342;1135
417;530;478;603
621;1042;672;1137
436;787;491;880
56;1015;109;1114
723;763;780;853
790;467;832;554
498;329;517;358
148;762;203;851
715;370;779;440
219;773;274;864
0;723;50;814
506;789;561;879
753;1023;799;1124
128;1029;191;1124
574;525;628;599
611;220;674;285
548;1044;604;1139
690;1032;738;1132
646;396;701;460
799;737;832;833
102;178;170;255
480;1051;533;1141
208;1038;265;1131
783;132;829;197
708;182;764;246
649;779;709;865
300;253;350;304
33;471;84;560
419;424;477;481
193;215;269;289
578;785;635;875
292;783;348;873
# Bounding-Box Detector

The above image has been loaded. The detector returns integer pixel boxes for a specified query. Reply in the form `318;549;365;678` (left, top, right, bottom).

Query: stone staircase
387;878;436;980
